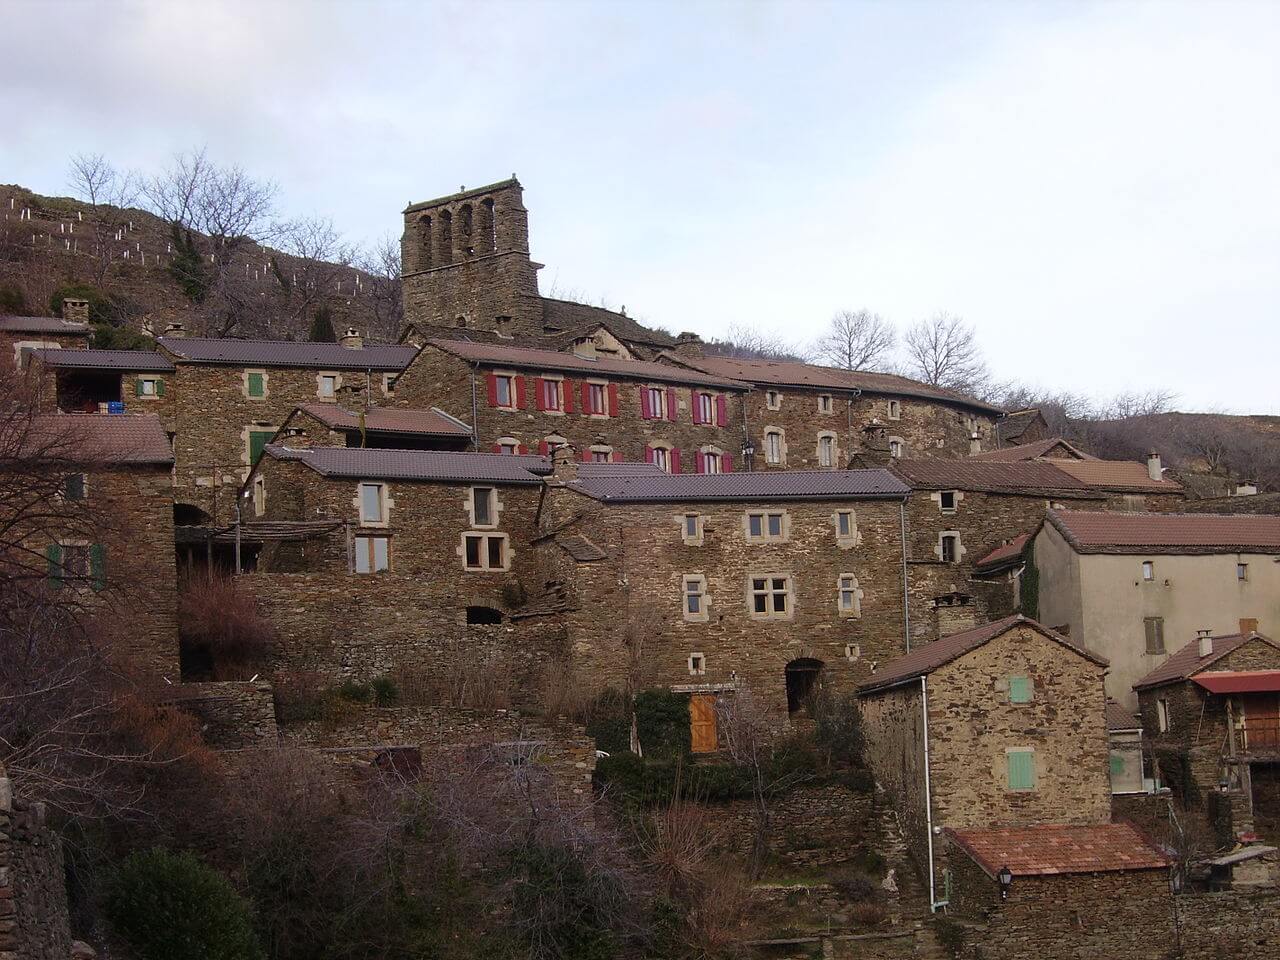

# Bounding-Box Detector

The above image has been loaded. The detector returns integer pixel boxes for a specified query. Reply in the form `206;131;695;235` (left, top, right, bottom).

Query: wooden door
689;694;718;754
1243;694;1280;751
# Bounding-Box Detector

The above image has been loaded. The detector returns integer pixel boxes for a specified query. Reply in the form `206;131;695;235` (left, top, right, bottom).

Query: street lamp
997;865;1013;900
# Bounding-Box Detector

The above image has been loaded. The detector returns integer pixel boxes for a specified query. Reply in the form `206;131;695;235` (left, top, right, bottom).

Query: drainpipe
921;674;941;911
900;499;911;652
233;499;242;575
470;363;480;452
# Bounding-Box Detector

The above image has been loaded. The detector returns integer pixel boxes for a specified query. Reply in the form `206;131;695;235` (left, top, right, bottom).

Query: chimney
162;322;186;338
859;421;892;466
61;297;89;323
969;431;982;456
340;327;363;350
1235;481;1258;497
672;331;705;358
549;443;579;483
1240;617;1259;636
1146;451;1163;482
1197;629;1214;659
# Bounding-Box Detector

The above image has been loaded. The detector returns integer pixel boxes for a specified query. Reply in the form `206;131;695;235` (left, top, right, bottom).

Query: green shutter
247;372;264;397
1109;753;1126;777
249;430;273;465
155;378;165;397
46;543;63;589
134;377;144;397
1009;676;1032;704
89;543;106;592
1007;750;1035;791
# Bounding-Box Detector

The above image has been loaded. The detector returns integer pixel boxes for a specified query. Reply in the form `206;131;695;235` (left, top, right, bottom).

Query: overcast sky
3;0;1277;412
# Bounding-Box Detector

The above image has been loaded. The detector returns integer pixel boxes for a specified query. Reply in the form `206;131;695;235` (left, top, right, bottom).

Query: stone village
4;176;1280;958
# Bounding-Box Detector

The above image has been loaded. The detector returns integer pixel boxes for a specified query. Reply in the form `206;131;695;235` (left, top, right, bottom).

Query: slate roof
1051;459;1181;493
427;338;746;388
890;459;1097;495
28;414;174;465
973;534;1029;573
540;298;676;348
668;355;1004;413
264;446;549;484
1106;699;1142;731
969;438;1095;462
555;535;608;562
859;615;1107;694
31;348;175;372
1046;509;1280;554
158;337;417;371
294;403;471;437
1132;632;1280;690
0;315;90;334
946;823;1169;877
996;408;1048;445
567;468;909;503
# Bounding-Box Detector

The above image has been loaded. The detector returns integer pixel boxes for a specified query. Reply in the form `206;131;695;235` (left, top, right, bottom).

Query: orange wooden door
1243;694;1280;750
689;694;718;754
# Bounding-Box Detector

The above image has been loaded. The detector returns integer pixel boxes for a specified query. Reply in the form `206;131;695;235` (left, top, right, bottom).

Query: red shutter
611;450;622;462
486;372;499;407
690;391;702;424
492;442;503;453
715;394;728;427
722;454;734;472
580;448;590;462
640;386;652;419
670;448;682;474
666;387;678;422
515;376;527;409
562;379;574;413
607;383;619;417
518;443;528;454
645;446;655;464
538;440;549;455
696;451;707;474
534;378;547;411
580;381;591;413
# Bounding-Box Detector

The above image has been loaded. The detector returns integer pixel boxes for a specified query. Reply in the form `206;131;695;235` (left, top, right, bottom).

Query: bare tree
902;311;990;395
703;322;811;362
814;309;895;371
354;234;404;341
67;153;139;289
274;216;355;327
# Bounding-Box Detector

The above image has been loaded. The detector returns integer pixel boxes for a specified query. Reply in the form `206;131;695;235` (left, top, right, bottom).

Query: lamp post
998;865;1013;901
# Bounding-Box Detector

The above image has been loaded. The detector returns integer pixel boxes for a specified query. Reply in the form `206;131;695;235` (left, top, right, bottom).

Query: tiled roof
29;414;173;465
1106;699;1142;731
568;468;909;503
1047;509;1280;554
996;408;1047;444
31;348;175;372
970;438;1095;462
0;315;90;334
1132;632;1280;690
294;403;471;437
946;823;1169;877
541;298;676;347
263;446;548;484
158;337;417;371
427;339;746;388
668;355;1004;413
890;459;1097;495
1051;459;1182;493
973;534;1029;573
859;615;1106;694
556;535;608;562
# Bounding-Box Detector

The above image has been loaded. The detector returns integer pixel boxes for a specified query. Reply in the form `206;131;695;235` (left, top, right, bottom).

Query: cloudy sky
3;0;1277;411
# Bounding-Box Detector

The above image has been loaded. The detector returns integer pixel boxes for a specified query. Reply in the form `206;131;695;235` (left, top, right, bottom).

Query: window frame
888;437;904;458
493;372;518;411
747;574;794;621
1006;747;1036;792
939;490;958;513
887;399;901;420
539;375;564;413
763;428;784;465
682;574;709;622
585;380;609;417
837;574;862;618
354;534;390;574
701;450;723;474
247;427;277;467
696;391;715;424
252;476;266;517
765;389;782;411
833;509;859;547
939;532;962;564
461;531;511;572
136;376;161;399
744;510;789;543
817;394;833;414
1156;697;1170;733
678;512;704;546
687;652;706;676
64;473;88;501
245;369;268;399
358;481;389;527
1142;560;1154;582
1008;675;1033;704
817;432;837;467
1237;562;1249;582
470;486;498;528
645;385;667;420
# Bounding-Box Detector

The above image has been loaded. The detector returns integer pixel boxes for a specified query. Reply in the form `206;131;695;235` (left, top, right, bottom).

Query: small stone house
29;348;176;429
1034;509;1280;707
1134;628;1280;833
1106;699;1146;796
273;403;473;451
859;615;1112;903
969;435;1093;461
0;306;90;368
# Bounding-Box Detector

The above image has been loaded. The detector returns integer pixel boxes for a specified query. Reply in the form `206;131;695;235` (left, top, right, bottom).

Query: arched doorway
785;658;825;714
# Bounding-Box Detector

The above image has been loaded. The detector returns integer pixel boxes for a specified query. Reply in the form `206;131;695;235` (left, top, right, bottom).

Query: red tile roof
1051;459;1182;493
947;823;1169;877
973;534;1029;573
969;438;1095;462
294;404;471;437
159;337;417;370
428;339;746;388
667;354;1003;413
32;348;174;372
890;459;1097;495
29;414;173;465
0;315;90;334
1047;509;1280;554
568;468;909;503
859;615;1107;694
1106;699;1142;731
1133;633;1280;690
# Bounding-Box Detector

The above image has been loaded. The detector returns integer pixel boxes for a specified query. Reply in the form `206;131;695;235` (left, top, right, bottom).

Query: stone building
29;348;176;428
273;403;473;451
1033;510;1280;707
534;452;912;724
1133;628;1280;834
156;333;417;524
390;337;750;472
664;354;1004;466
0;301;90;368
859;615;1112;903
969;436;1093;461
992;407;1050;448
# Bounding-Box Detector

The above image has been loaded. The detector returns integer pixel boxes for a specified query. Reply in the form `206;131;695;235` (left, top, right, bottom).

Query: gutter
921;674;943;911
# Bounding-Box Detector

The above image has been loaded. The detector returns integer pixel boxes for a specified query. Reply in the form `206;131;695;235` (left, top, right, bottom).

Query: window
135;377;162;398
318;373;338;400
746;511;787;542
1144;617;1165;655
493;374;517;409
695;392;715;424
247;429;275;466
62;544;90;579
64;474;86;500
764;429;783;465
940;533;960;563
496;438;519;455
587;447;613;463
701;451;723;474
539;378;563;412
586;382;607;415
939;491;957;513
354;535;389;574
1007;748;1036;791
644;386;667;420
246;371;266;398
382;373;396;395
1009;676;1033;703
837;575;862;617
650;445;674;473
359;482;386;525
889;438;903;458
887;399;901;420
1237;563;1248;582
765;389;782;410
749;575;792;619
1142;560;1154;581
1157;698;1170;733
688;653;706;676
463;533;508;571
683;575;708;621
817;394;833;414
471;486;496;527
679;513;704;545
817;433;836;467
47;542;104;591
834;510;858;544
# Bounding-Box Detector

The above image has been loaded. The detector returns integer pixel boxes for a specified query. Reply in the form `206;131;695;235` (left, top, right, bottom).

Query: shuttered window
1009;676;1033;704
248;430;275;466
1007;749;1036;791
247;372;265;398
1144;617;1165;654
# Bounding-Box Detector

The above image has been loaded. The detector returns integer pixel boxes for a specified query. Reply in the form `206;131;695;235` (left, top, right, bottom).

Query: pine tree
308;306;336;343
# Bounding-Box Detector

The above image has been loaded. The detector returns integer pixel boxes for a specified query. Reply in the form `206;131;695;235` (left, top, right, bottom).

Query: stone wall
0;765;72;960
1177;887;1280;957
167;680;279;748
860;683;929;888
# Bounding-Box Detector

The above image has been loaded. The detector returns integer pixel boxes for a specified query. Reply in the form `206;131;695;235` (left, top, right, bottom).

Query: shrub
337;679;374;704
811;689;866;769
49;283;142;327
849;901;887;927
371;674;399;707
0;283;29;315
934;916;967;956
395;654;514;710
178;574;275;679
91;323;156;351
106;847;264;960
168;226;210;302
634;690;691;759
830;867;879;903
272;671;326;724
308;307;336;342
507;840;623;960
581;688;631;754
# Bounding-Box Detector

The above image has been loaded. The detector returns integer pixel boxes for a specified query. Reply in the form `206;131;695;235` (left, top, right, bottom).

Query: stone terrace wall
0;766;72;960
1177;887;1280;958
167;680;280;748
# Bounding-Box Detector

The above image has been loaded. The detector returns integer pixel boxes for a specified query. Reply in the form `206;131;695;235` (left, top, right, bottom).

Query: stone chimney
969;431;982;456
1197;629;1214;658
1240;617;1259;636
671;331;704;358
62;297;89;323
1146;451;1163;482
163;322;186;338
340;327;363;350
549;443;579;483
